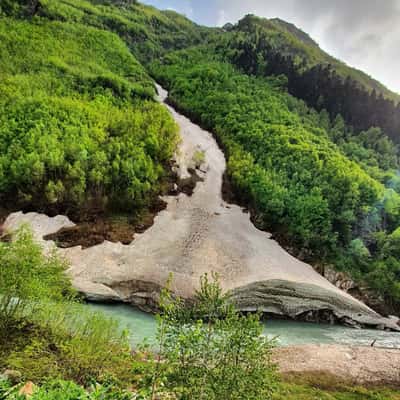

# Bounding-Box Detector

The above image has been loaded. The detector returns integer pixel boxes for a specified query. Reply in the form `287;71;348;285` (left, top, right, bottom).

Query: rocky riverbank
274;344;400;387
3;85;400;332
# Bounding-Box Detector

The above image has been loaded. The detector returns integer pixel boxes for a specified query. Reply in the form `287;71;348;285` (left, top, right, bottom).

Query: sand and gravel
274;344;400;386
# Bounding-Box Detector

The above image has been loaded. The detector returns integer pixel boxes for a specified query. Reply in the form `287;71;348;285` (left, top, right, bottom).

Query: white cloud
212;0;400;94
217;9;227;27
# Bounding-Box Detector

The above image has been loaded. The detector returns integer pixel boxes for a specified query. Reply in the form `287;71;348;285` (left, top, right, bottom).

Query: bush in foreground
0;227;132;386
141;274;278;400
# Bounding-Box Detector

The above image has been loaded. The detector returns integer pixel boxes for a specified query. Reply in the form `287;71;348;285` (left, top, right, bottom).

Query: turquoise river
88;303;400;349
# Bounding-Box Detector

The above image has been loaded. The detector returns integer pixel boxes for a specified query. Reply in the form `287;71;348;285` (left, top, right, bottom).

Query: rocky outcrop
231;280;397;329
317;265;393;317
3;85;400;332
318;265;357;293
0;370;22;385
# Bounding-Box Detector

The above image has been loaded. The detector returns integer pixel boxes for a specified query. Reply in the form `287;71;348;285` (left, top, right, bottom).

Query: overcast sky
142;0;400;94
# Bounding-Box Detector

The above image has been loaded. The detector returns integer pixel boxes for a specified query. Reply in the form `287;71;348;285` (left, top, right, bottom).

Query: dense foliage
151;48;400;310
32;0;210;63
143;274;277;400
0;227;73;330
0;15;178;213
0;379;133;400
218;15;400;144
0;228;132;385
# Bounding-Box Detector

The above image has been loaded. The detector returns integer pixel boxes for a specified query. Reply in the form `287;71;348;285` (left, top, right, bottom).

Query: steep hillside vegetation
222;14;399;102
0;2;179;217
219;15;400;143
151;47;400;312
21;0;210;62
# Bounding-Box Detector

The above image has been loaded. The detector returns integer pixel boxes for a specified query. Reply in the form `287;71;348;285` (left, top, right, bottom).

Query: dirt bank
274;344;400;388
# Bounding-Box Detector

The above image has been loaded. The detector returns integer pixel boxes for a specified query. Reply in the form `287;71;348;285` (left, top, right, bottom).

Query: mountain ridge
221;14;400;103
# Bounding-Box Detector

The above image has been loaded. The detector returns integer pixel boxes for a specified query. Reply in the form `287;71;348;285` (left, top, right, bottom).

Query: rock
1;370;22;384
231;281;400;330
321;266;356;292
19;381;36;397
3;212;75;252
223;22;234;31
73;279;122;303
344;352;353;360
341;317;362;329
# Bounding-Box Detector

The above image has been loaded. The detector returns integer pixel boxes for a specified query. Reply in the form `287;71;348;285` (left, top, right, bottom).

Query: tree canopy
0;17;178;213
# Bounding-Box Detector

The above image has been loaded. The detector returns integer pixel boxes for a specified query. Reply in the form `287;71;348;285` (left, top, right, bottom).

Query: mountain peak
269;18;319;48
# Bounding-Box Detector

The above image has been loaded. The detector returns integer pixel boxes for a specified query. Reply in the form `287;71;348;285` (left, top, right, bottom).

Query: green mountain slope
37;0;210;62
235;14;400;103
218;15;400;143
1;0;399;312
151;47;400;312
0;7;178;214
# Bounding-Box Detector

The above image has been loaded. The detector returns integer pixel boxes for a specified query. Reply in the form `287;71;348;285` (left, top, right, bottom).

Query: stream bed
88;303;400;349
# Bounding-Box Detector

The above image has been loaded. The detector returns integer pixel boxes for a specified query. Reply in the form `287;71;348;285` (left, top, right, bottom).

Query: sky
141;0;400;95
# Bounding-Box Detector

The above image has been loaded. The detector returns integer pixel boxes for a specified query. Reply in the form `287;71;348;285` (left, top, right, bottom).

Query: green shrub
0;227;132;385
31;380;87;400
0;226;74;332
0;379;134;399
144;274;278;400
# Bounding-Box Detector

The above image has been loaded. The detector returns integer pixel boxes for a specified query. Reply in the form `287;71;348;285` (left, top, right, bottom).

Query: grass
0;302;134;386
1;374;399;399
273;372;400;400
274;383;400;400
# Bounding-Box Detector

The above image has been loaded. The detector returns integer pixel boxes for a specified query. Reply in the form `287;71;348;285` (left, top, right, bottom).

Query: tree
92;0;137;6
0;0;41;16
27;0;40;15
0;226;75;333
147;274;277;400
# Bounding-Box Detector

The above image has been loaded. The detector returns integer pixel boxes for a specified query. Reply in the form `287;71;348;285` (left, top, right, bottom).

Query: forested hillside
218;15;400;143
1;0;399;313
0;0;180;217
151;48;400;312
4;0;210;62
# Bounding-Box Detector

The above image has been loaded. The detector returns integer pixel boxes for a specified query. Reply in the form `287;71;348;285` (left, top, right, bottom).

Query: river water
88;303;400;349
